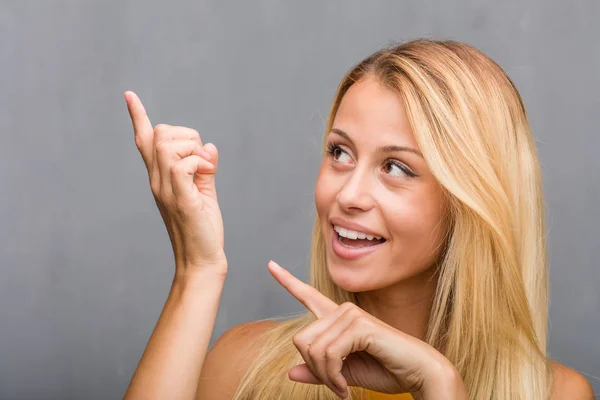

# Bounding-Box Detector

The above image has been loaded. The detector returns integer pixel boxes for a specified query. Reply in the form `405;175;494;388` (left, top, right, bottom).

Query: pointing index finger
124;91;153;135
124;90;154;169
268;260;337;318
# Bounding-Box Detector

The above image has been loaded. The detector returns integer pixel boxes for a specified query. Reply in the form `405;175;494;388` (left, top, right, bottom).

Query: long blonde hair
231;39;552;399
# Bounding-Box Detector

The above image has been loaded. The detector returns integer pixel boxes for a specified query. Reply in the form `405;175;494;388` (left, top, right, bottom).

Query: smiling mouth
334;229;387;248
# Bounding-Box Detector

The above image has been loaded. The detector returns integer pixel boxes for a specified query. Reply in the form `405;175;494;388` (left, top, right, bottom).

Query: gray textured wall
1;1;598;398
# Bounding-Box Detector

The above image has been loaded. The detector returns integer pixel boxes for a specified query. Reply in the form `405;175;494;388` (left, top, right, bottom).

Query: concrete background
0;1;598;398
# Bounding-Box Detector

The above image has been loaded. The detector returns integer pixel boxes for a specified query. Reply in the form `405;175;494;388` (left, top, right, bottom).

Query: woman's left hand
267;260;467;399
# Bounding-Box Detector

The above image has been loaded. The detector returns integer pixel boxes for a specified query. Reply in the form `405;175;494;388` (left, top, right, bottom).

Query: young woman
122;39;594;399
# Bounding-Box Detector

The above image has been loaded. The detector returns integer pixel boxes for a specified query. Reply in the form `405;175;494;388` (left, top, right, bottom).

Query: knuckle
173;126;200;141
169;162;184;175
150;178;160;196
184;127;201;140
294;330;310;345
154;123;169;132
150;184;160;198
292;334;303;348
340;302;355;311
348;306;363;319
307;343;318;358
353;315;372;331
156;140;170;153
324;347;337;361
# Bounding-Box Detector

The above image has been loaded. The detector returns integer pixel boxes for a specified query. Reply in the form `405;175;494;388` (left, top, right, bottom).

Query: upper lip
329;216;386;239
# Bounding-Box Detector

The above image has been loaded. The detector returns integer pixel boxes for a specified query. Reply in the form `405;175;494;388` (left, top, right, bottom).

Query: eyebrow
330;128;423;158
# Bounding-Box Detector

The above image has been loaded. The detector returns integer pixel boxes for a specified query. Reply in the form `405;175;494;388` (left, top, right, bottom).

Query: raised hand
125;91;227;277
267;261;467;399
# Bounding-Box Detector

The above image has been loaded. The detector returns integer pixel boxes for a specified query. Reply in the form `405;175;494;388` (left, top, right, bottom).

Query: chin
326;259;377;293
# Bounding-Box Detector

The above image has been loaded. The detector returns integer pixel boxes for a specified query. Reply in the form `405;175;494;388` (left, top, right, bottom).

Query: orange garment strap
364;390;414;400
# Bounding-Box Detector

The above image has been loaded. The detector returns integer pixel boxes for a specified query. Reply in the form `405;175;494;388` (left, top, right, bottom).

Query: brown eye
326;142;352;163
333;147;343;160
383;160;416;178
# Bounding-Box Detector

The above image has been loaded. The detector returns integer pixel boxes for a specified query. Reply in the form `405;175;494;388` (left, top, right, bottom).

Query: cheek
384;191;448;262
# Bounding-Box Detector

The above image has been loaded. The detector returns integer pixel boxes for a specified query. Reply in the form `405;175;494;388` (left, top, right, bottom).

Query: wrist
414;358;467;400
173;263;228;291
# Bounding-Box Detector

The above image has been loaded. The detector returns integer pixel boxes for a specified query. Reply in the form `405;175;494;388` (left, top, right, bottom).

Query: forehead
332;76;418;149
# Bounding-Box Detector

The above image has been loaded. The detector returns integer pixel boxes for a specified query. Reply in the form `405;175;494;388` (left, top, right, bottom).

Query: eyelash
325;142;417;178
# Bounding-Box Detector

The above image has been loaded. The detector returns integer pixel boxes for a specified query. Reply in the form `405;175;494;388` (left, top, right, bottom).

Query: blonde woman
122;39;594;399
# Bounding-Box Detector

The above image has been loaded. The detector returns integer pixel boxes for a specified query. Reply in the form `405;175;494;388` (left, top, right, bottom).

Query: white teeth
333;225;382;241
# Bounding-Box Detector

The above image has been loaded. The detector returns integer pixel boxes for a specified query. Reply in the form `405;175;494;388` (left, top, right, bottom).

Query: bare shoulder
196;319;280;400
551;361;595;399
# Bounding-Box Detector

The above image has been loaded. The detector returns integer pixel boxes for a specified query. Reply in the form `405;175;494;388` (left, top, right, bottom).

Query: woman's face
314;75;449;293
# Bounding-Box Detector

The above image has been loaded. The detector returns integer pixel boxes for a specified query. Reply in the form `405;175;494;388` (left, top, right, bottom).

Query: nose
336;165;376;213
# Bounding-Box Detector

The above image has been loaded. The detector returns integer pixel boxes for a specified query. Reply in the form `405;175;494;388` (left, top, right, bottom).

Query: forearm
124;268;227;400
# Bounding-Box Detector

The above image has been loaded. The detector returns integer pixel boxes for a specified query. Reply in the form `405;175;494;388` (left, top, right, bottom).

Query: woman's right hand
124;91;227;278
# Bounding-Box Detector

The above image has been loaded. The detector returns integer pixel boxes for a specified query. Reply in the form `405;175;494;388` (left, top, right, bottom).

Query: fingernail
334;380;347;396
269;260;281;270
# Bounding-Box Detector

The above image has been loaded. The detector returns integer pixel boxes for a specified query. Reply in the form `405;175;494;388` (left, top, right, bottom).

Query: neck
356;265;439;342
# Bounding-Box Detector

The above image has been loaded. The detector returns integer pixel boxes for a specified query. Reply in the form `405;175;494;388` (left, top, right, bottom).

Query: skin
123;85;594;399
269;75;593;398
267;260;466;399
258;75;465;398
314;75;449;342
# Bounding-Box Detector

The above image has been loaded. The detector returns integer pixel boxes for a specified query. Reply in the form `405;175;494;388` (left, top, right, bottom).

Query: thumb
288;363;322;385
